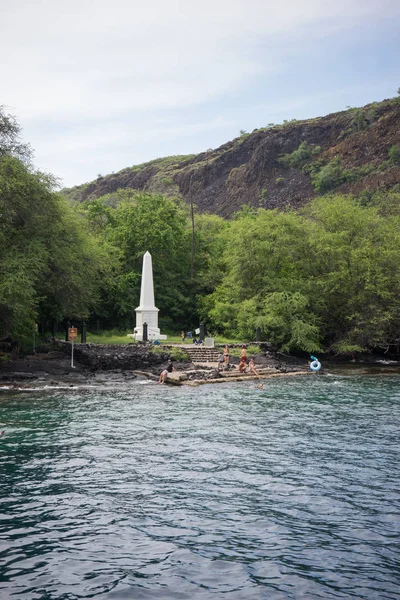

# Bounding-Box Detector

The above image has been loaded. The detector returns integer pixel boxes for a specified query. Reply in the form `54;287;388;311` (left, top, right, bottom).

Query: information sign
68;327;78;341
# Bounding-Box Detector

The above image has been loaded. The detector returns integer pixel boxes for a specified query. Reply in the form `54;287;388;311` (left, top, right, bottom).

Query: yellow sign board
68;327;78;341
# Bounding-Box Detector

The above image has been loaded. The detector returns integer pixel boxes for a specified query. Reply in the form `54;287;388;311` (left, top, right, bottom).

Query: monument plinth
132;251;167;341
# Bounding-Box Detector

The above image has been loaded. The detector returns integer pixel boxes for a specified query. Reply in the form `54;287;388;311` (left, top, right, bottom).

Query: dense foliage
0;108;108;340
79;190;193;330
199;195;400;354
2;107;400;355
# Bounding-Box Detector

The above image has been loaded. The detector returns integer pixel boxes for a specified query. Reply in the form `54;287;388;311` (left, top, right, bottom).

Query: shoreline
1;346;400;391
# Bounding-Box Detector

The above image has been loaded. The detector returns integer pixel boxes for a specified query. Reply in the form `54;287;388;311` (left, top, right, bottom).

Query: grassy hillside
62;96;400;216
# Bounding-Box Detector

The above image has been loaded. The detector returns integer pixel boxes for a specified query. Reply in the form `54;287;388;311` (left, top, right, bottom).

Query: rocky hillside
62;97;400;217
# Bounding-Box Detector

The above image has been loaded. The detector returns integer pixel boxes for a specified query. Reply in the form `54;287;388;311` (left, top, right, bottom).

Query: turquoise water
0;376;399;599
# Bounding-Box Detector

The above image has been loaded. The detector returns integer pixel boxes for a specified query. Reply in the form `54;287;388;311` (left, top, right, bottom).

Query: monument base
128;326;167;342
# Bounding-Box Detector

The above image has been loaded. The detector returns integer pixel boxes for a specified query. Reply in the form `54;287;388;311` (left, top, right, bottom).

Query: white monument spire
138;251;156;310
133;251;166;341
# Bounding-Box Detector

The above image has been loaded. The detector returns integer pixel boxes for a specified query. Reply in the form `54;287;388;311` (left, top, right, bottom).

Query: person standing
181;331;185;344
223;345;230;368
240;345;247;364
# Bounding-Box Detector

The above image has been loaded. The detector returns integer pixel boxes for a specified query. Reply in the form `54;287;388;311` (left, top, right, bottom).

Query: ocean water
0;375;399;599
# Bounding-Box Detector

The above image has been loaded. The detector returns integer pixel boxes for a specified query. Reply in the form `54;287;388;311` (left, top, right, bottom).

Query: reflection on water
0;376;399;599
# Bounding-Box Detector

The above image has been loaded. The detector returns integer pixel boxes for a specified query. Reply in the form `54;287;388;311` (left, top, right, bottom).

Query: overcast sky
1;0;399;187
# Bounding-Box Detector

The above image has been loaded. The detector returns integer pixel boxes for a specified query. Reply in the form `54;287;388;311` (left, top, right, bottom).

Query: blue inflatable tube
310;360;321;371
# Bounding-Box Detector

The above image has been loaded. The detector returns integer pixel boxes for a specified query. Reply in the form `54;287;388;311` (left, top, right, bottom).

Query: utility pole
190;196;195;280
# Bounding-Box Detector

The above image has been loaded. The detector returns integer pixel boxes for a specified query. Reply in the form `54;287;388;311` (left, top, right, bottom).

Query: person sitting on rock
248;358;260;377
238;356;247;373
159;360;175;384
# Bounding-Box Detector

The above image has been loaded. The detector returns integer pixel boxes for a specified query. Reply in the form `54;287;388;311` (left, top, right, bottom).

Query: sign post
33;322;38;354
68;326;78;368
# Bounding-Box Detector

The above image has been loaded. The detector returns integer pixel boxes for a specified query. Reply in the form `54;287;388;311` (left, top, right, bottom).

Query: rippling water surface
1;376;399;599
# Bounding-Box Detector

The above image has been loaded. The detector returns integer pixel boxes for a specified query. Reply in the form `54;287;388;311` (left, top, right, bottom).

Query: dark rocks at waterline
0;372;38;382
185;369;223;381
64;343;172;371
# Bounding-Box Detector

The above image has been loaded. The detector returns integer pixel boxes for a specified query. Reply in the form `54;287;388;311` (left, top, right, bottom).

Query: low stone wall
62;343;171;371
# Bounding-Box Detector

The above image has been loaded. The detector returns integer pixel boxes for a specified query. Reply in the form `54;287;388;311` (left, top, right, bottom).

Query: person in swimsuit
248;358;260;377
238;356;247;373
223;345;230;368
159;360;175;384
240;345;247;363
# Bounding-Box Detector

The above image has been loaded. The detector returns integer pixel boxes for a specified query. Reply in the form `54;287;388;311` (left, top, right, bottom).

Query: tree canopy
0;109;107;339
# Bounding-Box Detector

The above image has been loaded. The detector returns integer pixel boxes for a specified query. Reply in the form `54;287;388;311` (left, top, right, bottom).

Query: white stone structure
132;251;167;341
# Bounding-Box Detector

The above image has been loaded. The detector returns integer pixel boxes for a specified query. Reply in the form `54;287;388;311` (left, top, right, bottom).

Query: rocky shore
0;342;309;389
1;342;398;390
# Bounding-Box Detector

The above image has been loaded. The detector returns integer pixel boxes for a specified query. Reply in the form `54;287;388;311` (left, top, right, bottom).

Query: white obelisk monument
133;251;167;341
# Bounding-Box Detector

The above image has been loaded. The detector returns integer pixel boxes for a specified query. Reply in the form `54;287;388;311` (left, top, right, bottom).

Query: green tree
80;191;193;329
199;193;400;354
0;105;31;162
301;195;400;352
0;155;106;338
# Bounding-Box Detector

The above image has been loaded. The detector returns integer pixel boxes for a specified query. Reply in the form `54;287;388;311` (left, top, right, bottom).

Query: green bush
310;159;381;194
311;158;346;193
349;107;378;132
170;347;190;361
388;145;400;165
279;141;321;169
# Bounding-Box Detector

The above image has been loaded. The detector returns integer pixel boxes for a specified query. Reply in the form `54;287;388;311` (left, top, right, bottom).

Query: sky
1;0;399;188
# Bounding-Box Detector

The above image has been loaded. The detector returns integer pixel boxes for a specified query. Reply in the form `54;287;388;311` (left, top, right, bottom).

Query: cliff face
63;98;400;217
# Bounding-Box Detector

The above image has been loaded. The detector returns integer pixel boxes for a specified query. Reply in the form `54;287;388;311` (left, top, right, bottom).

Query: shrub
151;345;190;361
350;109;368;131
311;158;346;193
331;341;365;355
170;347;190;361
388;145;400;165
279;141;321;169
